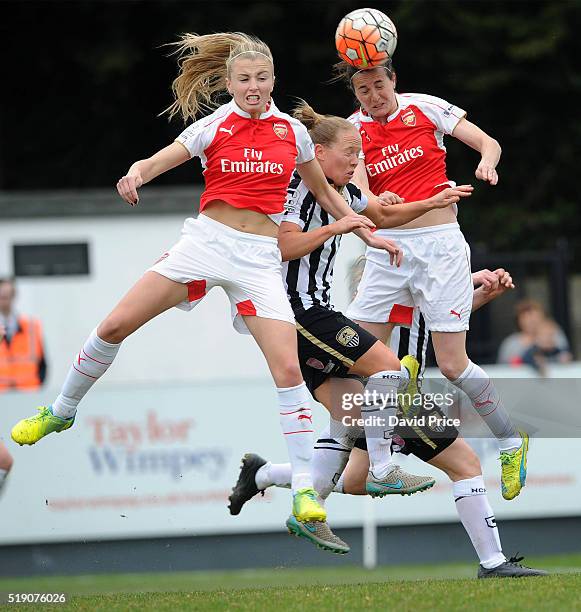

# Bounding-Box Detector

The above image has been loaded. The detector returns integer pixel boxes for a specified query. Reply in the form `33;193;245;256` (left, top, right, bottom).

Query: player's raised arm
278;217;371;262
296;158;374;229
363;185;474;229
452;118;501;186
117;142;190;206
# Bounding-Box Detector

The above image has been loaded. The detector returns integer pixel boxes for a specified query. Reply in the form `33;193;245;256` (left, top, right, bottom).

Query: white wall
0;214;365;389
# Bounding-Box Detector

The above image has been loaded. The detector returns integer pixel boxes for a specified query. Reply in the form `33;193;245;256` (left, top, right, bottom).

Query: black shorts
353;401;458;462
294;305;377;398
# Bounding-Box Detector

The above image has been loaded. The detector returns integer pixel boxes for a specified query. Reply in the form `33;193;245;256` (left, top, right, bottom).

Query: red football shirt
348;93;466;202
176;100;315;215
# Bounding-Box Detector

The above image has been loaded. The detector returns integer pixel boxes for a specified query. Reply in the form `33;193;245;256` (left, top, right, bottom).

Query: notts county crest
336;326;360;347
273;122;288;140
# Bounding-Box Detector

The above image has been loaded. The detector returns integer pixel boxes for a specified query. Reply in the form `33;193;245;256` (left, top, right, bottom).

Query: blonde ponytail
292;99;357;146
164;32;273;122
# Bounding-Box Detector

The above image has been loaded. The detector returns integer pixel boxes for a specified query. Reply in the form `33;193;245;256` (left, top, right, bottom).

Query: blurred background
0;0;580;578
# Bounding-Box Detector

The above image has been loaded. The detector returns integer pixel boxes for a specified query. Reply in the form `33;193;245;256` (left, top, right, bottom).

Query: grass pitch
1;553;580;610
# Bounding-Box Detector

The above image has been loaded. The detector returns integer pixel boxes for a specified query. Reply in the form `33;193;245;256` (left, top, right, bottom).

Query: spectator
0;322;14;495
498;299;572;372
0;278;47;391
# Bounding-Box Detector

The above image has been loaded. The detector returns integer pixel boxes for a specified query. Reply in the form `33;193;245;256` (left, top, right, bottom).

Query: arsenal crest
273;122;288;140
401;108;416;127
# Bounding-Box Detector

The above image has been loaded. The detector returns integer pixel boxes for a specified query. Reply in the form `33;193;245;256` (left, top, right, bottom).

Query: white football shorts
346;223;473;332
149;214;295;334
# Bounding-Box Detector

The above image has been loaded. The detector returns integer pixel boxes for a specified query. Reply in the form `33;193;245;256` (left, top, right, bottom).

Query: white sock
255;462;292;490
255;419;362;497
363;368;405;479
313;420;361;500
333;472;345;494
52;329;121;419
451;361;519;448
277;382;314;492
453;475;506;569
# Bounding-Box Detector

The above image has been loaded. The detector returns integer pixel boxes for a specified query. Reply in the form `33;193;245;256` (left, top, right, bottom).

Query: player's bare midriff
201;200;279;238
389;205;457;230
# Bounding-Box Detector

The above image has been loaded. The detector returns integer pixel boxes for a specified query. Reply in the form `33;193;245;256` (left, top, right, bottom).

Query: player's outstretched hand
117;174;143;206
431;185;474;208
378;190;404;206
472;268;500;291
332;214;376;236
475;161;499;185
488;268;515;298
473;268;515;301
364;234;402;267
496;268;515;290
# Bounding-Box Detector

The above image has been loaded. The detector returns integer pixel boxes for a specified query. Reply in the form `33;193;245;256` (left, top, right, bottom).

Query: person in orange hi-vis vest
0;321;14;495
0;278;47;391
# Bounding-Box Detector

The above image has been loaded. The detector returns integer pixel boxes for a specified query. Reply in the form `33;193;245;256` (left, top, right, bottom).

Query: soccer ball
335;8;397;69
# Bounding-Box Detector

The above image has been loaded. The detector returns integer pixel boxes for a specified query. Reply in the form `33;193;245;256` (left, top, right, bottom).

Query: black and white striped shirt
389;309;430;380
282;172;368;310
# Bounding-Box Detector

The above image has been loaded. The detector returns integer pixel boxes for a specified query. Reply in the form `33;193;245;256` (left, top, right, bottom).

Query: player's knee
272;360;303;388
377;352;402;373
447;446;481;480
98;315;131;344
436;357;465;381
457;449;482;480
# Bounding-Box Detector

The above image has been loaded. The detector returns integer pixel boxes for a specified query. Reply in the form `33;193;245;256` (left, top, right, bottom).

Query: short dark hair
331;59;395;91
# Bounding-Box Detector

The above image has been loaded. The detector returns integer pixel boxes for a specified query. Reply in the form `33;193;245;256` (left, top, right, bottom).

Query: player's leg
217;226;328;524
229;364;363;500
354;321;394;345
0;441;13;495
429;439;546;577
335;432;546;576
290;376;362;554
244;315;325;523
414;225;525;499
347;247;419;484
11;271;188;445
243;316;315;483
335;445;369;495
292;306;382;494
429;439;505;569
234;376;364;505
11;217;227;446
346;340;435;496
294;303;432;495
431;331;520;445
229;375;361;554
236;359;432;512
346;252;405;349
311;377;367;498
431;330;527;500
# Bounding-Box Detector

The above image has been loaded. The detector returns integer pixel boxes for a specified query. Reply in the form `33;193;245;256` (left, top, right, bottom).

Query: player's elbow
277;236;294;261
278;246;293;262
375;211;399;230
